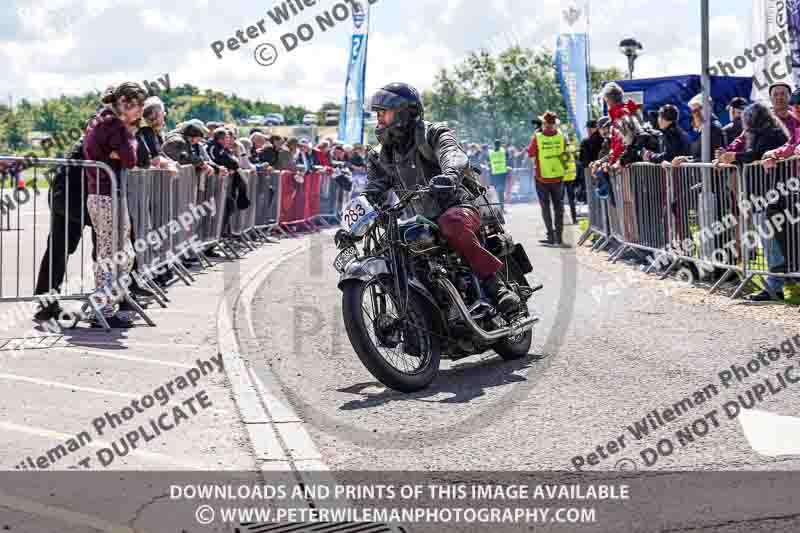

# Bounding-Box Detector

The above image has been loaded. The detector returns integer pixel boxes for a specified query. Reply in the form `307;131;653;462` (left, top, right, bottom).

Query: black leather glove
429;175;457;210
429;175;455;189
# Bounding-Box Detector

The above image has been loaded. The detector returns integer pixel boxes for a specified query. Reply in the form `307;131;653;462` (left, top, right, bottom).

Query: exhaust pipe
436;278;538;342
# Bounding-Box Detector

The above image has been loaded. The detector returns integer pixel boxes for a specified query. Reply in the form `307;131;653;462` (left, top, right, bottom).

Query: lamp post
619;38;644;80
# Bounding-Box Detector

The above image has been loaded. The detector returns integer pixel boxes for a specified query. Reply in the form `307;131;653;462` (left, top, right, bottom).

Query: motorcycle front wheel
341;276;440;393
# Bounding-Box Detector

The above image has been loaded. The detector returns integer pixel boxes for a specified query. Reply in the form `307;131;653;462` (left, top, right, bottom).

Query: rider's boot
483;273;521;315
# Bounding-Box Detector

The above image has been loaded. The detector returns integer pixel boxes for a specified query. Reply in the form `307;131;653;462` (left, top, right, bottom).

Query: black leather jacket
364;120;474;219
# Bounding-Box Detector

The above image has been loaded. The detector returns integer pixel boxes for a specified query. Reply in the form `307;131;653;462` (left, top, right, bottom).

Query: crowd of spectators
578;80;799;303
32;80;374;326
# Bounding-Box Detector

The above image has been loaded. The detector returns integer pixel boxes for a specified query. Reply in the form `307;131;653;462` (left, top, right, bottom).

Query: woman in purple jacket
84;82;147;327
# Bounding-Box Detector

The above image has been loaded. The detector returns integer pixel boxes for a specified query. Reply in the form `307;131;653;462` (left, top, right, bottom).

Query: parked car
246;115;265;126
324;109;340;126
263;113;285;126
302;113;319;126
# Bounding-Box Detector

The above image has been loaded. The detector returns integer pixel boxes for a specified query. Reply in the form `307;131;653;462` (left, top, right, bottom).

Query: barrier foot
213;241;235;260
124;294;156;327
595;237;611;253
256;228;278;243
170;262;193;286
244;229;261;244
709;268;735;295
731;274;756;300
644;256;666;275
271;224;289;238
279;224;298;238
221;240;242;259
239;232;257;252
193;248;214;269
88;299;112;332
176;259;196;283
143;278;169;308
660;257;681;280
610;245;628;264
577;228;592;247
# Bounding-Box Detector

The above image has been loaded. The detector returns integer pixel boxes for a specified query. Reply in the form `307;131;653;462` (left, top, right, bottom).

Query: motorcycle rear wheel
492;257;533;360
341;276;440;393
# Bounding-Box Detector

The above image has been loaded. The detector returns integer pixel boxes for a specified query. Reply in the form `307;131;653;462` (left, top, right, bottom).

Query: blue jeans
491;174;507;210
760;216;786;292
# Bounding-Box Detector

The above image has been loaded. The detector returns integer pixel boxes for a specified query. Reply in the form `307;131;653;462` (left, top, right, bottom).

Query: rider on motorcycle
363;82;521;315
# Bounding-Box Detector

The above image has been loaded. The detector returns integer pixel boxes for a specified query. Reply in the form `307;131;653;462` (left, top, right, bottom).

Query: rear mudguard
337;257;447;340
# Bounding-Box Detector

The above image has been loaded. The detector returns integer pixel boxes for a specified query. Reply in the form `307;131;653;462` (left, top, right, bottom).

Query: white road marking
66;348;195;368
0;372;142;399
0;421;205;470
0;373;229;415
739;409;800;457
70;341;206;350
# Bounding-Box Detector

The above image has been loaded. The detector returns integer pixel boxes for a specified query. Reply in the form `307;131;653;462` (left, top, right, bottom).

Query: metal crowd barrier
253;169;282;237
582;158;800;299
0;156;355;336
733;158;800;298
577;167;609;249
0;156;152;333
316;168;353;226
229;168;261;251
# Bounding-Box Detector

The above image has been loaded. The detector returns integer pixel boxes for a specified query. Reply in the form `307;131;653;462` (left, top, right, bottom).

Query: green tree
3;112;29;150
425;46;567;147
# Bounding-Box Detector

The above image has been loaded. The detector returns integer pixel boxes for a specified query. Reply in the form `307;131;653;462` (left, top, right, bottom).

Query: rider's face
376;109;396;127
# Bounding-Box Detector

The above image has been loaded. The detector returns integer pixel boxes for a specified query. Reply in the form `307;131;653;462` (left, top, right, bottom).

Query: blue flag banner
555;32;589;140
338;1;370;144
555;1;589;139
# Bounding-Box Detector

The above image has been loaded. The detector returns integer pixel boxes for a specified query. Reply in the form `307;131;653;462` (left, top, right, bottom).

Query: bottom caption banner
1;472;799;532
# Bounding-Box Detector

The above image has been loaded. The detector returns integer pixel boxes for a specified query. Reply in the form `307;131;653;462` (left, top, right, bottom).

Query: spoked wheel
341;276;440;392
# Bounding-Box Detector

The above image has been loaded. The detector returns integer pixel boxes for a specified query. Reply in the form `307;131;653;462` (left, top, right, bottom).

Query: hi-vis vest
488;147;508;175
535;132;566;179
563;143;577;182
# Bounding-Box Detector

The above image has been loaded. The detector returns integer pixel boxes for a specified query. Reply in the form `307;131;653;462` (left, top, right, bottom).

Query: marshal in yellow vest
563;143;577;182
488;148;508;176
535;132;566;179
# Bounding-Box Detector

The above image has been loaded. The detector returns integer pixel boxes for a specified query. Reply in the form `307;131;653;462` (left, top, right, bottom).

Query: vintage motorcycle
333;184;541;392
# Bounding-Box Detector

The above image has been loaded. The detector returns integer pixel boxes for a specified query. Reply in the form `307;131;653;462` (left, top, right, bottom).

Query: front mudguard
337;256;391;289
337;258;447;341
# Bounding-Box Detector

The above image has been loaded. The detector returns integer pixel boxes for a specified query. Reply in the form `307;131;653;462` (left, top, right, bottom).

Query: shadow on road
336;352;547;411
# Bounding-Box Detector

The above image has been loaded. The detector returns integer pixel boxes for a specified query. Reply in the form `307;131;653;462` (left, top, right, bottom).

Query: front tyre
341;277;440;393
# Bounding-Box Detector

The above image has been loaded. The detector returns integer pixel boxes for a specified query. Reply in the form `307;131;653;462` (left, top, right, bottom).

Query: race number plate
341;195;374;230
333;245;358;273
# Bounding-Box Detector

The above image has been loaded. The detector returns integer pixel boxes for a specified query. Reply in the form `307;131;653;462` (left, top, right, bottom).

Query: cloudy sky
0;0;753;110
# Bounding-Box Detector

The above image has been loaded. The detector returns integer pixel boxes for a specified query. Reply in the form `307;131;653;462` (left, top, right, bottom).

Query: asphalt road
238;201;800;531
241;202;800;468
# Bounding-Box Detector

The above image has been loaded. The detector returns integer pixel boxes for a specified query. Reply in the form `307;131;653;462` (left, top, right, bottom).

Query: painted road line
217;238;344;512
739;409;800;457
0;421;206;470
0;372;143;399
65;349;195;369
66;341;207;350
217;239;335;490
0;373;229;415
